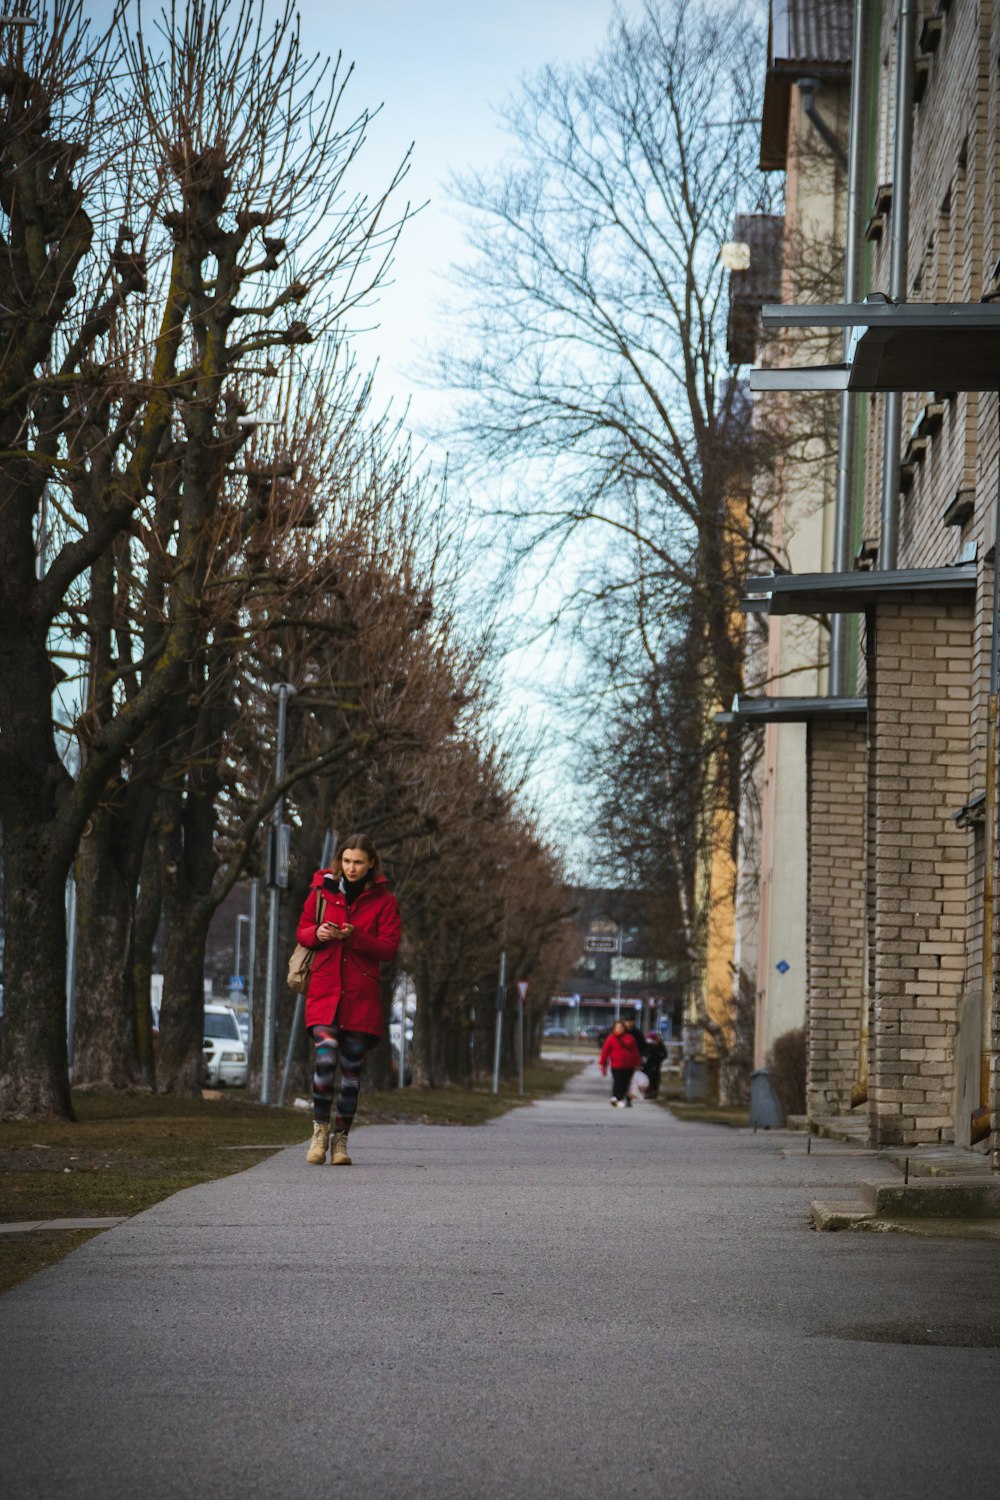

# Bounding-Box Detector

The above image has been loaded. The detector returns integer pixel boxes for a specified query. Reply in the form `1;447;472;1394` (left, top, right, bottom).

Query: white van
203;1003;249;1087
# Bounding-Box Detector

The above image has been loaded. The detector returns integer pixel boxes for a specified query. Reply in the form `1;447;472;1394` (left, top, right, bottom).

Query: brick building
730;0;1000;1167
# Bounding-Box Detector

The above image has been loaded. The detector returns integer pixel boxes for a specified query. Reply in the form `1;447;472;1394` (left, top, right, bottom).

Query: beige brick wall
805;717;868;1116
853;2;999;1162
863;0;996;572
866;600;974;1146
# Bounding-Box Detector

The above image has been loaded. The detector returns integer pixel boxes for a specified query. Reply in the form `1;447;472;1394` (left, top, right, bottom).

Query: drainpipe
829;0;870;695
878;0;917;571
797;77;848;172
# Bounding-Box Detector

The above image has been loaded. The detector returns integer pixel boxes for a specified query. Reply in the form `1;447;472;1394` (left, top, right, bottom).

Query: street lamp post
260;683;295;1105
275;830;336;1110
234;912;250;982
491;947;507;1095
614;925;623;1021
232;911;251;1030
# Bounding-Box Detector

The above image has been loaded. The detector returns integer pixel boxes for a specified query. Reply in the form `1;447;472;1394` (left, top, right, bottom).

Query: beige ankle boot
306;1122;330;1165
330;1130;352;1166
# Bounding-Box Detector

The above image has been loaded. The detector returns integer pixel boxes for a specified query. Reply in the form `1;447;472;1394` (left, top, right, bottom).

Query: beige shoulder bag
286;892;327;993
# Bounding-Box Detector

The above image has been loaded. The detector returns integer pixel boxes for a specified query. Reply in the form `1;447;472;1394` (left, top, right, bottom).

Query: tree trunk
133;832;163;1091
71;808;142;1090
157;899;213;1095
0;831;74;1119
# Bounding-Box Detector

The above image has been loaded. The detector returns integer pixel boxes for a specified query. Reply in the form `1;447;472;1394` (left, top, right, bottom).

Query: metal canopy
741;562;977;616
716;694;867;726
749;300;1000;392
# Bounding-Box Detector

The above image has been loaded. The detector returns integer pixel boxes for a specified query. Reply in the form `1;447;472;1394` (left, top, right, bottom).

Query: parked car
203;1003;249;1087
542;1025;571;1038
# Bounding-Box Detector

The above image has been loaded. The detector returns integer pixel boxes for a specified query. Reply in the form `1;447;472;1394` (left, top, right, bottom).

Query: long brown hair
336;832;381;884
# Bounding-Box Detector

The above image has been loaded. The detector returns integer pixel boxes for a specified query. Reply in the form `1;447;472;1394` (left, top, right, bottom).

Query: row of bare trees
0;0;571;1121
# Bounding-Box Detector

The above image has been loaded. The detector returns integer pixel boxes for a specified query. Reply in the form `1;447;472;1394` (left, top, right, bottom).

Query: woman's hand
317;922;353;943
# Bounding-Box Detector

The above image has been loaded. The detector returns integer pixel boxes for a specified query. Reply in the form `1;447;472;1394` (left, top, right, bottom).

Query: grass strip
0;1060;579;1294
659;1099;751;1128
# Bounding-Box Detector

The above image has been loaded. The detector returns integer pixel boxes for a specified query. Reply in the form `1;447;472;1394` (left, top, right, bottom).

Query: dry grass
646;1075;750;1129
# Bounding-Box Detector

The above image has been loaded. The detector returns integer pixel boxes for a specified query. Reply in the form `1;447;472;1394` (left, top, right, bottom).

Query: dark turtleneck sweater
340;874;369;909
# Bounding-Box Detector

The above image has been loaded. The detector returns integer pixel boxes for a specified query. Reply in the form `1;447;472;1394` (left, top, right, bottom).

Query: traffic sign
516;980;529;1002
229;975;247;992
585;935;618;953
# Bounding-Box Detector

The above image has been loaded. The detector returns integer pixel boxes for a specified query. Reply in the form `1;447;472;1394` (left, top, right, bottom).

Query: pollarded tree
0;0;409;1119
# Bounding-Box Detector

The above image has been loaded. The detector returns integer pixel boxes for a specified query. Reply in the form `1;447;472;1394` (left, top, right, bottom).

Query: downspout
829;0;870;695
797;77;849;172
878;0;917;571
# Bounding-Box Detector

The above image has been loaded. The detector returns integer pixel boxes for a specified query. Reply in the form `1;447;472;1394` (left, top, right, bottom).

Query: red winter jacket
296;869;402;1039
599;1031;642;1073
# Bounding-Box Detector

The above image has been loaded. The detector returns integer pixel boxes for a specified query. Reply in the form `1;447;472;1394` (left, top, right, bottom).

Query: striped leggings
310;1026;368;1133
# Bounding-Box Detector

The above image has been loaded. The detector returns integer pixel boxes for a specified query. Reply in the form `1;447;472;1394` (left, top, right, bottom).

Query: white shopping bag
629;1070;649;1099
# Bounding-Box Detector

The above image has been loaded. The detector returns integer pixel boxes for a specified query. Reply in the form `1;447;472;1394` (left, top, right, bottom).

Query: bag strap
315;889;327;927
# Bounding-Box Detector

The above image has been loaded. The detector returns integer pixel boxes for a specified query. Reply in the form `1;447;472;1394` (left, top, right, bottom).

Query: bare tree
0;0;409;1119
442;0;773;685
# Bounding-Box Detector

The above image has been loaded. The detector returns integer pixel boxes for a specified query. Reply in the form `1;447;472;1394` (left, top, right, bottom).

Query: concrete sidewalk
2;1060;999;1499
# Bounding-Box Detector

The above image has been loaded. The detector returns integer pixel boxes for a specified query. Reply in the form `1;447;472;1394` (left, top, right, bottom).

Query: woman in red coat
296;833;401;1166
599;1018;642;1109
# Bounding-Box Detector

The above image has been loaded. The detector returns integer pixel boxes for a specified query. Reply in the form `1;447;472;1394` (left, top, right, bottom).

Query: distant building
545;887;685;1037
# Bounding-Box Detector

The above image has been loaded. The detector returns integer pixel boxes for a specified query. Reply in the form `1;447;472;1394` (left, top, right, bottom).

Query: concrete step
811;1115;870;1144
881;1145;991;1178
811;1201;1000;1238
810;1199;872;1231
859;1177;1000;1219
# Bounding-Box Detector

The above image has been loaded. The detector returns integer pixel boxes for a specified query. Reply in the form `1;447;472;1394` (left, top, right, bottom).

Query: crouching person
296;834;402;1166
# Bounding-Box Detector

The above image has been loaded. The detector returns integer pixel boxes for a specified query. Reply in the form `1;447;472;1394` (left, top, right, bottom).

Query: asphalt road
2;1063;999;1500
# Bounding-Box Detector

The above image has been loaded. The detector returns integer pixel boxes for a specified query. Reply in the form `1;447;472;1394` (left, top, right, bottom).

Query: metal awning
749;299;1000;392
741;563;977;616
716;694;866;725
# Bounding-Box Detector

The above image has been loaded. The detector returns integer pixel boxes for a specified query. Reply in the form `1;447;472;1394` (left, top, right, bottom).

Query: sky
296;1;618;434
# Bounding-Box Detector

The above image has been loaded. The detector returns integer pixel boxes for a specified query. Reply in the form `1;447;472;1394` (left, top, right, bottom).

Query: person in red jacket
296;833;402;1166
599;1018;642;1109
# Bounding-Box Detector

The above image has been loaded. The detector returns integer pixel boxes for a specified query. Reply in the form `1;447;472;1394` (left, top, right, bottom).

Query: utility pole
491;947;507;1095
260;683;295;1105
276;830;335;1110
65;876;78;1076
246;878;258;1050
614;924;623;1020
